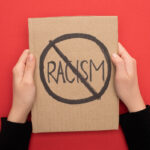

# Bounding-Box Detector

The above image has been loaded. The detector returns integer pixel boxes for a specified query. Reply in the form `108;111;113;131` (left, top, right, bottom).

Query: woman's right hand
8;50;36;123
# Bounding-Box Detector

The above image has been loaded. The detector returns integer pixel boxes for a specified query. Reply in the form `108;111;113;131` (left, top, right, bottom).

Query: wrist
126;97;146;113
128;104;146;113
8;107;29;123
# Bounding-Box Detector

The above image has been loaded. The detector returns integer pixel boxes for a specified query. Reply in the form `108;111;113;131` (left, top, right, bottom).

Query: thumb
111;53;127;75
23;53;36;83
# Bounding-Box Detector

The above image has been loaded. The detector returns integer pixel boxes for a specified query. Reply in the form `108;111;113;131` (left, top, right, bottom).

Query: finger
118;43;136;75
23;53;36;83
111;53;127;76
13;50;29;82
118;43;132;59
17;49;29;66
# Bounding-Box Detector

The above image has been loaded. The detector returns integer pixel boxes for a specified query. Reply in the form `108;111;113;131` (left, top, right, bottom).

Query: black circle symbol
40;33;111;104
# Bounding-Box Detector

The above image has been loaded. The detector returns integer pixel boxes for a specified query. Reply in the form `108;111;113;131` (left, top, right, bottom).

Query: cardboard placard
28;16;119;133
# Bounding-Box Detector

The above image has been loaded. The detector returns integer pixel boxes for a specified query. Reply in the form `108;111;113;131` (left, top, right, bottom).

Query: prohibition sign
40;33;111;104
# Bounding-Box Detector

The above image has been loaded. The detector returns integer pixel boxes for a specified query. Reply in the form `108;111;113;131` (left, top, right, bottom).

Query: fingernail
112;53;117;58
25;49;29;53
28;54;33;61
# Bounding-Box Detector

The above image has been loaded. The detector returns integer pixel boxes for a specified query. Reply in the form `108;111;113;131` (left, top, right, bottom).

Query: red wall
0;0;150;150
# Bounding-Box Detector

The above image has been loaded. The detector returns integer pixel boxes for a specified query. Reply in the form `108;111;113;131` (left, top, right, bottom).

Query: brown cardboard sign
28;16;119;133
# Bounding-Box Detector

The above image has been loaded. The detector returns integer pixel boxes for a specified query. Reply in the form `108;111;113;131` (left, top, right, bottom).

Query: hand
8;50;36;123
111;43;146;112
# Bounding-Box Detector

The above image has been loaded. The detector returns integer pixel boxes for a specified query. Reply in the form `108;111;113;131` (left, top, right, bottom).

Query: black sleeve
120;105;150;150
0;117;32;150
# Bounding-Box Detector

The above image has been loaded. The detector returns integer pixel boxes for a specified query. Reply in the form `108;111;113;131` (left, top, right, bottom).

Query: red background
0;0;150;150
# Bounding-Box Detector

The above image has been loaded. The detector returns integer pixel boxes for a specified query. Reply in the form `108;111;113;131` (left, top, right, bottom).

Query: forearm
0;117;32;150
120;105;150;150
0;50;35;149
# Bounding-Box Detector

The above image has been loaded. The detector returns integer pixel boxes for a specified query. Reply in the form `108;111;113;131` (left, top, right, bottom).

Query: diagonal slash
50;40;98;97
